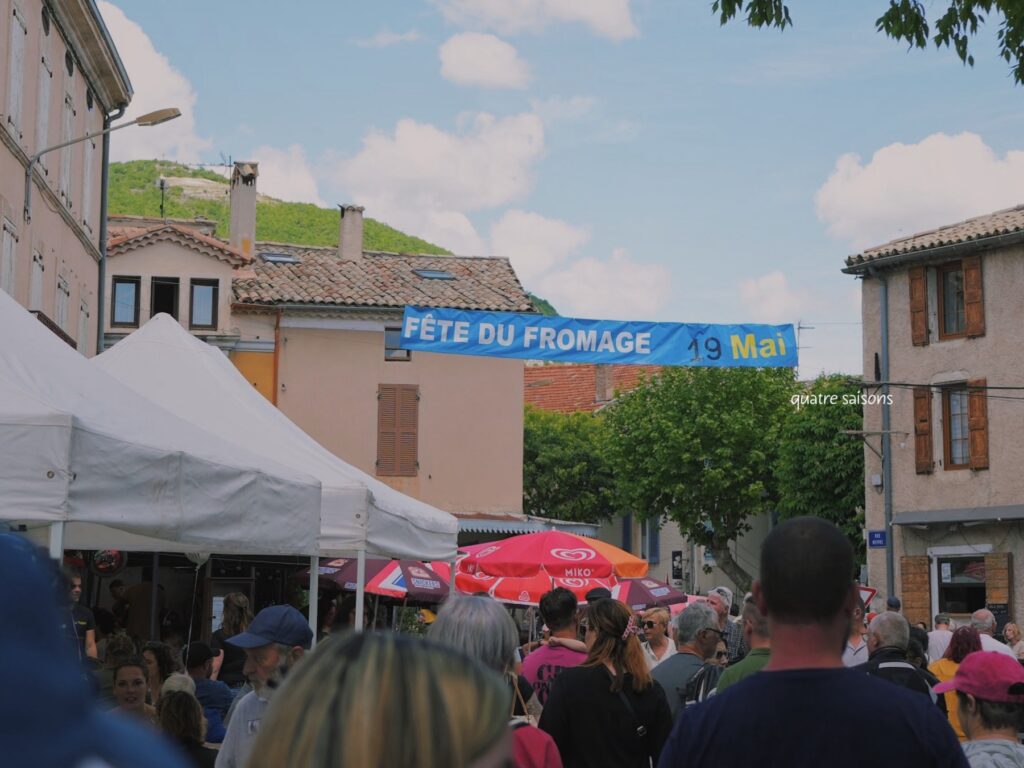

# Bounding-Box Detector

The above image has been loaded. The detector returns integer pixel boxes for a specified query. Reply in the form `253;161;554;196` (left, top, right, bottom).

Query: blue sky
98;1;1024;375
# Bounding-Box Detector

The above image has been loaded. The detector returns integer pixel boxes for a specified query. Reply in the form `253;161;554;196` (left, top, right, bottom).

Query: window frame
110;275;141;328
937;261;967;340
1;219;16;295
384;327;411;362
942;385;970;470
188;278;219;330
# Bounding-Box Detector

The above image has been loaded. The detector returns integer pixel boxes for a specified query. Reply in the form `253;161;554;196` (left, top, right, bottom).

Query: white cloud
489;210;589;282
529;95;596;124
816;132;1024;250
353;29;420;48
249;144;324;207
538;248;670;320
439;33;530;89
436;0;638;40
738;271;807;325
333;112;544;253
98;2;210;162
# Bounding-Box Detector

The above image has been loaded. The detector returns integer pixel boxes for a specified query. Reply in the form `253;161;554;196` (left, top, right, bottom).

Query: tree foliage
523;406;617;523
603;367;796;593
713;0;1024;85
108;161;449;254
775;375;866;561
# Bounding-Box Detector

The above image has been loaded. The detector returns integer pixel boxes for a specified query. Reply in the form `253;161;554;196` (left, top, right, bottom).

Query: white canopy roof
94;315;459;561
0;291;322;555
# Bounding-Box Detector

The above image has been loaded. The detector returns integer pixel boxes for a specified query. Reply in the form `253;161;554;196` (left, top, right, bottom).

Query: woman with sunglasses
639;608;676;669
540;599;672;768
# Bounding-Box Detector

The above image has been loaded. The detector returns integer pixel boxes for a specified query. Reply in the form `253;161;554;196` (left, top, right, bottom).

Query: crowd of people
7;517;1024;768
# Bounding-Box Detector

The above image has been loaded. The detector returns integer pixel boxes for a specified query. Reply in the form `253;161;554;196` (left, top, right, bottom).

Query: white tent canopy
93;314;459;562
0;291;322;555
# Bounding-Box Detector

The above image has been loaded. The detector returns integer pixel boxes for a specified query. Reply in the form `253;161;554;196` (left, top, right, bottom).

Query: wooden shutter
968;378;989;470
6;7;27;135
909;266;929;346
963;255;985;337
397;385;419;476
913;386;933;474
376;384;398;476
900;555;931;628
377;384;418;477
984;552;1013;608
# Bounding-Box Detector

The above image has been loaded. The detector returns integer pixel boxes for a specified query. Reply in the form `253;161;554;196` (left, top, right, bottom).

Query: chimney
338;204;364;262
229;161;258;259
595;365;614;403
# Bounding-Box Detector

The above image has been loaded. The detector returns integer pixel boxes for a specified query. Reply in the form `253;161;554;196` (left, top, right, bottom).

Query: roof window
413;268;456;280
261;253;301;264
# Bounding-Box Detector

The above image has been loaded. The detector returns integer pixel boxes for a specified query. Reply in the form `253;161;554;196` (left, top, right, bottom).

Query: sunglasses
715;651;728;660
702;627;727;640
641;620;659;629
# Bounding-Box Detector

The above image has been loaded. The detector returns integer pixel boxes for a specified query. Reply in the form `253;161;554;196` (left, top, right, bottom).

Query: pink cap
933;651;1024;703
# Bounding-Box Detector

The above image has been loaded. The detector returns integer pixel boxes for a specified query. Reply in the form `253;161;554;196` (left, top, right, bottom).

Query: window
413;268;456;280
76;300;89;353
937;557;987;614
189;279;218;329
59;92;74;206
640;518;661;565
151;277;179;319
384;327;410;361
1;220;15;295
55;276;69;331
6;5;27;138
938;262;966;338
81;136;95;230
111;276;140;327
943;387;970;469
35;55;52;161
29;250;43;309
377;384;419;477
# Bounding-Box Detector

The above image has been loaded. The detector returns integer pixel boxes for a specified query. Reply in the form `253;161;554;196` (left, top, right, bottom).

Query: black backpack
679;662;723;711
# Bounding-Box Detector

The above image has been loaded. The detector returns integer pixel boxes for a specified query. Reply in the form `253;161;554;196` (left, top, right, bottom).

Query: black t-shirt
657;667;969;768
210;628;246;687
539;664;672;768
512;674;534;717
66;604;95;658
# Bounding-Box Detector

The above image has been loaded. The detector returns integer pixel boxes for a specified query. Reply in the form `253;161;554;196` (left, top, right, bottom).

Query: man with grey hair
861;611;937;702
651;601;722;718
971;608;1017;658
706;586;747;664
928;613;954;662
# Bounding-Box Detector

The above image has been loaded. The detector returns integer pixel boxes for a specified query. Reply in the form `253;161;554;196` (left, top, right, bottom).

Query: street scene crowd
6;516;1024;768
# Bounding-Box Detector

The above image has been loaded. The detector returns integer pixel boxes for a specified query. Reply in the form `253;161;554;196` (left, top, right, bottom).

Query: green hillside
108;159;557;313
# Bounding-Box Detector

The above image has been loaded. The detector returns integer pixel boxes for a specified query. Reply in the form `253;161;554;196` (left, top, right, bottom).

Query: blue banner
400;307;797;368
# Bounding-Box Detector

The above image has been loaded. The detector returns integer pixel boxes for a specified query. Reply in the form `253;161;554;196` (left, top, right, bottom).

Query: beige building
0;0;130;353
103;162;530;527
845;205;1024;627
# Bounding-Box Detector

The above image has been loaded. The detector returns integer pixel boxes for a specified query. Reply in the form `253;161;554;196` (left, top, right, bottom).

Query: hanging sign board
400;307;798;368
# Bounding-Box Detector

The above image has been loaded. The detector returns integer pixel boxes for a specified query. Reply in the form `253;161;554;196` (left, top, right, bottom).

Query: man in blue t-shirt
657;518;968;768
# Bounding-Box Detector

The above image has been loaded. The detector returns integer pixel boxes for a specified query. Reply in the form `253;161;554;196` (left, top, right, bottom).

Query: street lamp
23;107;181;223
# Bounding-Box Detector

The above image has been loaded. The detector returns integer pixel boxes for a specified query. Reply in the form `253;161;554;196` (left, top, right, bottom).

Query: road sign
868;530;887;548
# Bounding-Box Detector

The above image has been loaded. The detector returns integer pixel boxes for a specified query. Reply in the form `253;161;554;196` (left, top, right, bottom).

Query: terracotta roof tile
844;204;1024;269
524;364;661;413
108;224;250;266
233;244;534;312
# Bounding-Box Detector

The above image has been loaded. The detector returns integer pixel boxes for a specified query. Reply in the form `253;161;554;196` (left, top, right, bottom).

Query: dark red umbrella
305;557;450;603
612;578;690;610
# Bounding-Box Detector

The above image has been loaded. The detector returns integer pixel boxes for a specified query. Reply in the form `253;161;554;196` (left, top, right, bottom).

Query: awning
457;515;600;537
893;504;1024;526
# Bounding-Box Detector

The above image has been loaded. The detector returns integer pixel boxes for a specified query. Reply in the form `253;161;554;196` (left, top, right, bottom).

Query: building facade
0;0;130;353
103;162;529;527
845;205;1024;626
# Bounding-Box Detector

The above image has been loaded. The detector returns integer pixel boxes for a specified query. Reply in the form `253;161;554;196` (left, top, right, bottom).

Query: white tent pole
355;549;366;632
308;555;319;649
448;556;456;595
48;522;64;560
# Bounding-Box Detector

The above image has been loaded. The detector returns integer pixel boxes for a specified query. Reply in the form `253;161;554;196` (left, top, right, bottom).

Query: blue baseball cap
227;605;313;649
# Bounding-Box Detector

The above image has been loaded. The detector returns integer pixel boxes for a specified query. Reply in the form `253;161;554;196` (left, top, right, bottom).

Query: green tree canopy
523;406;617;524
713;1;1024;84
775;375;866;560
603;367;796;593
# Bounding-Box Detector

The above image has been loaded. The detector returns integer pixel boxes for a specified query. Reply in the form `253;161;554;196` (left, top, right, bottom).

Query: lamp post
23;107;180;223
